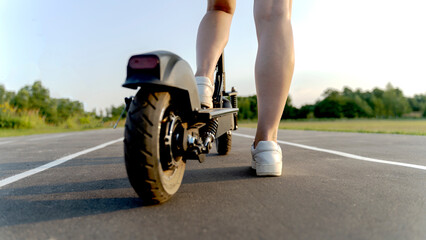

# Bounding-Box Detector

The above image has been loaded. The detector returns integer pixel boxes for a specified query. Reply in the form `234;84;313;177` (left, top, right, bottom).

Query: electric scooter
121;51;238;204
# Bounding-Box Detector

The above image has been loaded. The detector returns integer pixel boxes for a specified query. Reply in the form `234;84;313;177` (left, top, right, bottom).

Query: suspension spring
230;87;237;108
203;118;219;152
206;118;219;136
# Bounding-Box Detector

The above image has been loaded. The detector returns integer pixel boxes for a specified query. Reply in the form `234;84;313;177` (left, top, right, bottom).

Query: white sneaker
195;76;214;108
251;141;282;176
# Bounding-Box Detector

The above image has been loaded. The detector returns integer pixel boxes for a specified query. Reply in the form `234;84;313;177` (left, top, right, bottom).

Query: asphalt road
0;128;425;240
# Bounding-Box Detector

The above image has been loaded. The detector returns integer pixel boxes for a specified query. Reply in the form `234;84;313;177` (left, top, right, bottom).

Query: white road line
233;133;426;171
0;138;124;188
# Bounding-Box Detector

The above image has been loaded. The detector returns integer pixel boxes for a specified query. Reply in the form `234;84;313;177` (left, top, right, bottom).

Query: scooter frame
121;50;238;204
122;51;238;159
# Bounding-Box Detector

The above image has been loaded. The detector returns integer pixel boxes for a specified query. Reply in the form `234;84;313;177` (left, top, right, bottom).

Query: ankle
254;129;278;148
254;134;277;148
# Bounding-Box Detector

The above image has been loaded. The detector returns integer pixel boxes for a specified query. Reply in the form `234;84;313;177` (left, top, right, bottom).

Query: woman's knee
254;0;292;23
207;0;236;15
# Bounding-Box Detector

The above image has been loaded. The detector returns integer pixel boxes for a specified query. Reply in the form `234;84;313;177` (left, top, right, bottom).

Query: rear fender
123;51;201;112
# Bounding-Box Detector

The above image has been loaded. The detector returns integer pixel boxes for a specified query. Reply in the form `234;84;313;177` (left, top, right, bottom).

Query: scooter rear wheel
124;91;185;204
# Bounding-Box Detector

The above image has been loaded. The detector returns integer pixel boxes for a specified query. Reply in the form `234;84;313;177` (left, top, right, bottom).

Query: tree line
1;81;85;125
2;81;424;129
0;81;126;129
238;83;426;120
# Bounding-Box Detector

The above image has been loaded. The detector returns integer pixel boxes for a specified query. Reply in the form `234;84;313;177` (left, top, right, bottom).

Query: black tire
124;91;185;205
215;131;232;155
215;97;233;155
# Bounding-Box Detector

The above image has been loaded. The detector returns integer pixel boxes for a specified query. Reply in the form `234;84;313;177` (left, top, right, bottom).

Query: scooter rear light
129;56;159;69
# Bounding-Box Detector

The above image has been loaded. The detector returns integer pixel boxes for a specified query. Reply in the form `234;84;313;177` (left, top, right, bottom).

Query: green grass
0;103;119;138
238;119;426;135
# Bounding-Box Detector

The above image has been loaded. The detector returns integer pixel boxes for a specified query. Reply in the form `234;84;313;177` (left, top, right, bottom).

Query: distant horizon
2;77;425;110
2;80;423;111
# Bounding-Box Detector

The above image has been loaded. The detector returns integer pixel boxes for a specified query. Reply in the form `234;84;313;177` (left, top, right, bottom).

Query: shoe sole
254;162;282;176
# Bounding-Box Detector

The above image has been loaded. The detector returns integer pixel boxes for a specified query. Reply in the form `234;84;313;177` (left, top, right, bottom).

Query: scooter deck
197;108;239;121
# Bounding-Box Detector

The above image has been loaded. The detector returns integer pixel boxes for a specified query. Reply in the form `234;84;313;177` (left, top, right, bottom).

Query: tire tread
124;91;184;205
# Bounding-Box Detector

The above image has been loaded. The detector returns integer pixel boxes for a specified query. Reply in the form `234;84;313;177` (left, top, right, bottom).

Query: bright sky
1;0;425;111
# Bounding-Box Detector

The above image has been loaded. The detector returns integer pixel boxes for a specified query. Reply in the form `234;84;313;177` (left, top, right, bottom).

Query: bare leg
253;0;295;147
196;0;236;83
